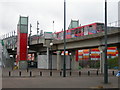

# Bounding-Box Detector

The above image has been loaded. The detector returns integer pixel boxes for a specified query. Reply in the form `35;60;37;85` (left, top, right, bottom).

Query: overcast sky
0;0;119;37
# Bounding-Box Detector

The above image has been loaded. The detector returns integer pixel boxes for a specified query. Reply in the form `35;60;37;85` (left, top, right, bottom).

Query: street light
53;21;55;33
37;21;39;44
12;48;15;51
29;24;32;45
104;0;108;84
95;52;97;68
50;42;53;46
89;49;91;68
82;53;84;68
27;45;29;71
63;0;66;77
27;46;29;49
69;52;72;71
50;42;53;71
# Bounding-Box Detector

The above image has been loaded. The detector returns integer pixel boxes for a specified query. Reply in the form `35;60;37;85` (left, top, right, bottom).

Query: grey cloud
0;0;119;37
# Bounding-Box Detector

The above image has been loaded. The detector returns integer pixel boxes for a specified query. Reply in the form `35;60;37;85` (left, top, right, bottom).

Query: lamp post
82;53;84;68
63;0;66;77
27;46;29;70
89;54;91;68
50;42;53;71
95;52;97;68
69;52;72;71
29;24;32;45
89;49;91;68
53;21;55;33
37;21;39;44
104;0;108;84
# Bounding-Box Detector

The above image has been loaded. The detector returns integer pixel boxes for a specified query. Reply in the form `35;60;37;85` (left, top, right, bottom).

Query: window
97;24;104;32
71;30;75;35
81;27;84;32
78;28;81;33
84;26;88;35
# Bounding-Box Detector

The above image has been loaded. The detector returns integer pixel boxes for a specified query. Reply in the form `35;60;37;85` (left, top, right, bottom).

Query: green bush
88;60;100;68
108;57;118;69
95;57;118;69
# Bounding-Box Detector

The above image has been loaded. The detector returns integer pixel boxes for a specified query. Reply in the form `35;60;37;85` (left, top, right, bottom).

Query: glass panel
84;27;88;35
21;17;28;25
72;22;78;28
20;25;28;33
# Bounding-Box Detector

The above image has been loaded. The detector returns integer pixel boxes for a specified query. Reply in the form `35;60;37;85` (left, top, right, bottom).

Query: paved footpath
2;76;118;88
2;68;119;88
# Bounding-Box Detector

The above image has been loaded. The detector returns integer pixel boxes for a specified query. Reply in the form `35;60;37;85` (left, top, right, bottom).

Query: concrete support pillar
100;51;105;74
99;46;105;74
71;50;79;70
47;47;49;69
57;51;61;70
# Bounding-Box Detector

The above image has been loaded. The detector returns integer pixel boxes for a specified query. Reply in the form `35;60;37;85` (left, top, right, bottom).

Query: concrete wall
38;55;49;69
61;55;70;69
37;55;70;69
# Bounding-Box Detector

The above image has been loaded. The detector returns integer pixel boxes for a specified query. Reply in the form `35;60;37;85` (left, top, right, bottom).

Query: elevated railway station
0;16;120;74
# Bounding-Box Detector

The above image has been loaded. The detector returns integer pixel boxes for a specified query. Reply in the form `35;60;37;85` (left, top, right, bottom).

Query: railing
2;69;118;77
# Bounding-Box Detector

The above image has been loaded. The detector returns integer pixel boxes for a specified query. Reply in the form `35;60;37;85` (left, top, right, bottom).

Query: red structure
53;22;104;40
17;16;28;69
53;22;118;62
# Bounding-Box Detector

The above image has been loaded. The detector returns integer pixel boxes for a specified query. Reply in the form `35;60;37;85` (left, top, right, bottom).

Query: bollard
112;71;114;76
40;71;42;76
30;71;32;77
88;71;90;76
19;71;21;76
60;71;62;76
50;71;52;76
79;71;81;76
9;71;11;76
70;71;72;76
96;70;99;76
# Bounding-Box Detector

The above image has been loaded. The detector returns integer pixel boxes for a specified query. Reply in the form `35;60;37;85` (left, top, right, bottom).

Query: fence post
9;71;11;76
40;71;42;76
112;71;114;76
30;71;32;77
79;71;81;76
50;71;52;76
88;71;90;76
97;70;99;75
60;71;62;76
19;71;21;76
70;71;72;76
